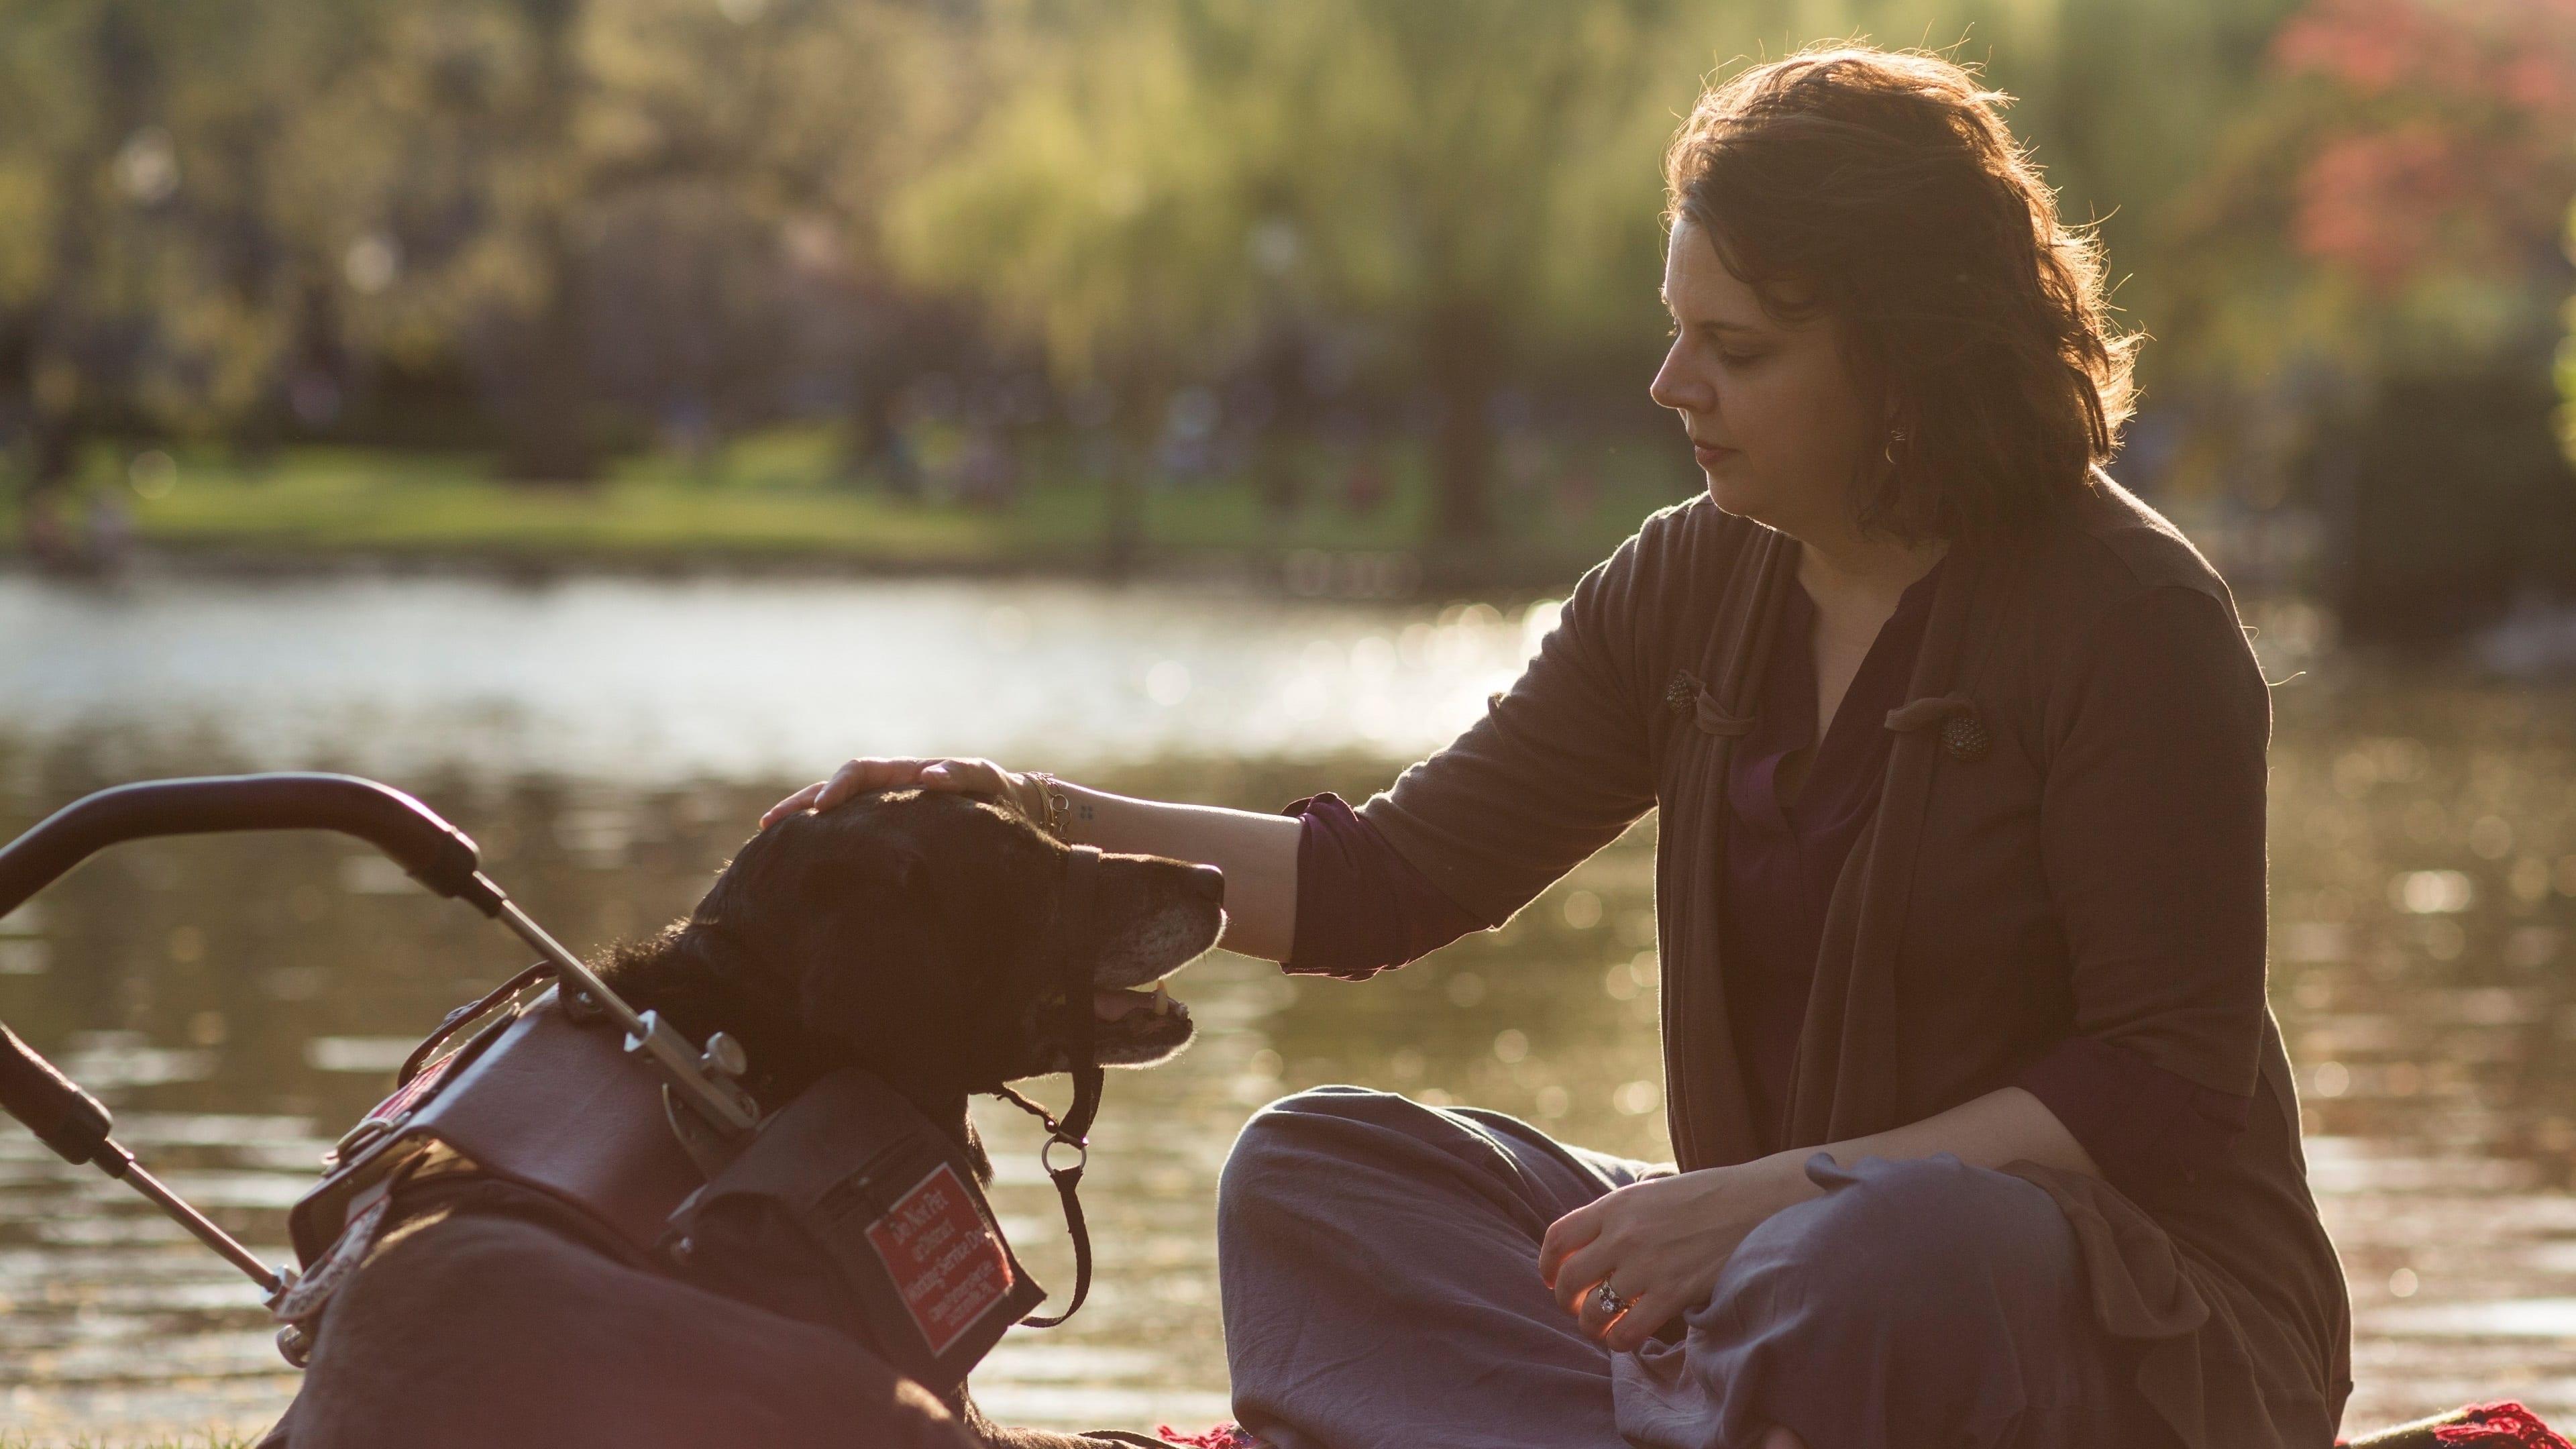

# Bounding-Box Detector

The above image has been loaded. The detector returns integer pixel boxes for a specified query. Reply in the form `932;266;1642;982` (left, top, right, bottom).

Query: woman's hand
759;757;1040;830
1540;1089;2102;1353
1538;1156;1811;1352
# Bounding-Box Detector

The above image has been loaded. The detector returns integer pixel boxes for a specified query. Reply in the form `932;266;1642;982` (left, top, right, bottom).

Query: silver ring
1593;1279;1630;1318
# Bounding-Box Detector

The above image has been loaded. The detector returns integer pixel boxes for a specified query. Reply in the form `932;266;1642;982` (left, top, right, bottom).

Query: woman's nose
1649;343;1709;416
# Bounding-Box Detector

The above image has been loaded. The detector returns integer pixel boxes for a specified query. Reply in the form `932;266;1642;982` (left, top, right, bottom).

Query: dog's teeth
1150;982;1172;1017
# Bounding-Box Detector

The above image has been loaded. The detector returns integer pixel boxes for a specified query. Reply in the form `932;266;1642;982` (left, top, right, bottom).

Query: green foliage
0;0;975;482
1241;0;1680;348
892;1;1700;535
883;0;2324;531
0;1436;258;1449
882;12;1222;407
2560;197;2576;465
0;1;346;441
883;0;2305;388
0;0;2557;530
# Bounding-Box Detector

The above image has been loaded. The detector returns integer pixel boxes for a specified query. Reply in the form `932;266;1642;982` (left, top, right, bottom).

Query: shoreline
1;539;1603;602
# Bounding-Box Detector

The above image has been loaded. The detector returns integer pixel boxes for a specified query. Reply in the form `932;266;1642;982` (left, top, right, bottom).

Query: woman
767;46;2350;1449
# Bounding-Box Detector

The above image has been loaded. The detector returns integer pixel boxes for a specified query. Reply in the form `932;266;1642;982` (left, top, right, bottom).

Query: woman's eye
1719;350;1767;366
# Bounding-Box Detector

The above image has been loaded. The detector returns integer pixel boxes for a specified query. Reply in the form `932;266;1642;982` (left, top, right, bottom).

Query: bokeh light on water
0;575;2571;1439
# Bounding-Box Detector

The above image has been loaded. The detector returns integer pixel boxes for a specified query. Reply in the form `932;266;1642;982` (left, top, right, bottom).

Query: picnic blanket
2342;1402;2571;1448
1154;1398;2569;1448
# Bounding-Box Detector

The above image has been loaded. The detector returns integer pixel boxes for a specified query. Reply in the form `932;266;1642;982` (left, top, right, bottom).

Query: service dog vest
281;988;1044;1400
663;1069;1045;1393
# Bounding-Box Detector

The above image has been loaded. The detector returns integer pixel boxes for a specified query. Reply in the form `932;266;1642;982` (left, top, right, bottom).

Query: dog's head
604;789;1221;1108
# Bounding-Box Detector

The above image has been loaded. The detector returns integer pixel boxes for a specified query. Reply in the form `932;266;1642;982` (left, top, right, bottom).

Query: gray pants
1216;1087;2160;1449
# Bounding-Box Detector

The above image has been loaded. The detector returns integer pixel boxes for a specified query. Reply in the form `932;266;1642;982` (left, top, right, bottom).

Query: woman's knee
1723;1153;2078;1347
1701;1158;2111;1438
1217;1085;1421;1229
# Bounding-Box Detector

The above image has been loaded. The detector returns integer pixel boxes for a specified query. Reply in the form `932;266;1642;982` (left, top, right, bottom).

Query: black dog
284;790;1222;1449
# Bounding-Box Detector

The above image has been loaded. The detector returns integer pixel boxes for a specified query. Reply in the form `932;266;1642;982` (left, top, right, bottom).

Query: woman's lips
1693;441;1736;466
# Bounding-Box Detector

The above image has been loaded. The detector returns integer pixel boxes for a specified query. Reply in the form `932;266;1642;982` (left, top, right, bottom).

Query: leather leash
991;843;1106;1330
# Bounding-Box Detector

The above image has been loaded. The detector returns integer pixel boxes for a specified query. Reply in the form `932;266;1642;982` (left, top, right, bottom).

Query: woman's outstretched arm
761;757;1302;962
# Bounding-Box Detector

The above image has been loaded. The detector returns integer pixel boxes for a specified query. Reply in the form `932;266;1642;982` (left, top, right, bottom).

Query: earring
1883;427;1909;470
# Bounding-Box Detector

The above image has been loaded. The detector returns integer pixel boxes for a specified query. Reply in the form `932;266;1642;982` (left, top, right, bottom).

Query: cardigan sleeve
2016;1035;2252;1190
2023;582;2267;1183
1354;524;1666;927
1278;792;1485;981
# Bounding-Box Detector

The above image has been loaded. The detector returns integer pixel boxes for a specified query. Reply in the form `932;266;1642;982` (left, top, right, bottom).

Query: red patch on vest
865;1162;1016;1354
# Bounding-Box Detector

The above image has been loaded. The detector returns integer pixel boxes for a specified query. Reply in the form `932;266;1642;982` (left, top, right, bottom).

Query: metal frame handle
0;771;750;1126
0;773;502;923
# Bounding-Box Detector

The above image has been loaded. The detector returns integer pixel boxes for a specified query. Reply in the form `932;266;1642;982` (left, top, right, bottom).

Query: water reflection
0;575;1552;782
2264;676;2576;1425
0;578;2570;1439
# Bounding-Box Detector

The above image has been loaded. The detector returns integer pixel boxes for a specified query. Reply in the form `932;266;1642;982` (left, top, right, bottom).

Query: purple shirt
1720;560;1944;1147
1282;565;2251;1195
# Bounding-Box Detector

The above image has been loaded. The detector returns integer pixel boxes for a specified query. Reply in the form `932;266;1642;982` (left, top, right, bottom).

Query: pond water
0;573;2571;1442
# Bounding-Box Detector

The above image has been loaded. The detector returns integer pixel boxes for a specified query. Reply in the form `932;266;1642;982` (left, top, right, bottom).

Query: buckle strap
1014;1079;1097;1329
993;843;1106;1329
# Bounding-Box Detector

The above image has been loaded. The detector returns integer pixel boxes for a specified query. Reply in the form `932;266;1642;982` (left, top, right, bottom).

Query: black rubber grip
0;773;501;923
0;1022;115;1167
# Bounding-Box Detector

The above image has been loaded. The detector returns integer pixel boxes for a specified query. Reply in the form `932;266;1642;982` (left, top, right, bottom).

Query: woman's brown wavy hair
1664;45;2138;544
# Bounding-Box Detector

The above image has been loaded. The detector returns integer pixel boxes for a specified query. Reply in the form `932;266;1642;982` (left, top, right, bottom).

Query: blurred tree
892;0;2322;543
2165;0;2575;375
584;0;975;465
0;0;156;494
764;1;985;490
268;0;958;479
501;0;593;480
892;0;1684;547
889;1;1272;568
0;0;2538;607
274;0;608;480
2165;0;2576;635
0;0;347;494
2565;196;2576;465
1256;0;1682;542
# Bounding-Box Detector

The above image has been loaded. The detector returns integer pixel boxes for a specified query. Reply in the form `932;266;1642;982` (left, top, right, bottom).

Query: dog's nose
1184;863;1225;904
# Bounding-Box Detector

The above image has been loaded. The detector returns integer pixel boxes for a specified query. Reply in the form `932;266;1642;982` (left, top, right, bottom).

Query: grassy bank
0;1438;257;1448
13;427;1693;584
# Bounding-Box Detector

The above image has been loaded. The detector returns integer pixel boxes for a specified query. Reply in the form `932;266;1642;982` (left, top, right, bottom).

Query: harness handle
0;773;501;924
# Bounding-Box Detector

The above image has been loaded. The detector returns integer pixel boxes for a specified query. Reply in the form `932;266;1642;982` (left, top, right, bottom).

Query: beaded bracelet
1026;771;1073;841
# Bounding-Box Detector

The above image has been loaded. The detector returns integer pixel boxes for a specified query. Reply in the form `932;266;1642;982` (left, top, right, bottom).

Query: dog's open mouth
1092;983;1188;1024
1041;981;1196;1065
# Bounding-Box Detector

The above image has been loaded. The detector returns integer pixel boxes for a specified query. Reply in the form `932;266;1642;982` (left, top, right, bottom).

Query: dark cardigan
1333;476;2351;1448
1285;555;2256;1199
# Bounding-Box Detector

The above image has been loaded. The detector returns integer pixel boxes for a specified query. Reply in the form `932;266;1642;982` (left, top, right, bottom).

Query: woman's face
1650;218;1876;542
